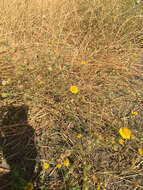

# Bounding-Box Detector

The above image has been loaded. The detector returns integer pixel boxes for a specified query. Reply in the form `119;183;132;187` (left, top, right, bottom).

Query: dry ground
0;0;143;189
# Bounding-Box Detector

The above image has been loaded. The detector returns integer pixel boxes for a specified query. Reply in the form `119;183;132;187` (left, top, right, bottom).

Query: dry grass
0;0;143;189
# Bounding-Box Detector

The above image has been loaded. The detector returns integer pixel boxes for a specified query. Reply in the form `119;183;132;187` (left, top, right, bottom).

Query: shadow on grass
0;104;39;190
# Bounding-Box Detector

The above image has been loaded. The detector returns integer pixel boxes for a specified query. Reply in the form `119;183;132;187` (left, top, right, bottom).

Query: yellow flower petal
119;139;124;146
0;39;5;43
70;86;78;94
97;184;101;190
63;158;69;166
1;93;7;98
131;111;138;116
138;148;143;155
77;133;82;138
39;81;44;85
7;78;11;84
56;163;62;168
111;140;115;145
81;61;86;65
43;163;49;169
119;127;131;139
88;164;92;169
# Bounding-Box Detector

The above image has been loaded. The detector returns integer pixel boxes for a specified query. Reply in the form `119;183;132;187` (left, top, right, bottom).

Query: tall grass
0;0;143;189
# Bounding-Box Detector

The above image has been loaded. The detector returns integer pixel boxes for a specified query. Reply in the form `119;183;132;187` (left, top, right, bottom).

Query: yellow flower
111;140;115;145
1;93;7;98
119;127;131;139
97;184;101;190
77;133;82;138
7;78;11;84
21;67;25;71
43;162;49;169
39;81;44;85
56;163;62;168
2;78;11;85
81;61;86;65
119;139;124;146
63;158;70;166
131;111;138;116
70;86;78;94
24;182;34;190
133;53;137;56
88;164;92;169
138;148;143;155
0;39;4;43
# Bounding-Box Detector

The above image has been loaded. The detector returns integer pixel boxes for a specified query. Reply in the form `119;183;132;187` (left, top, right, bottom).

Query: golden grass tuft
0;0;143;189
